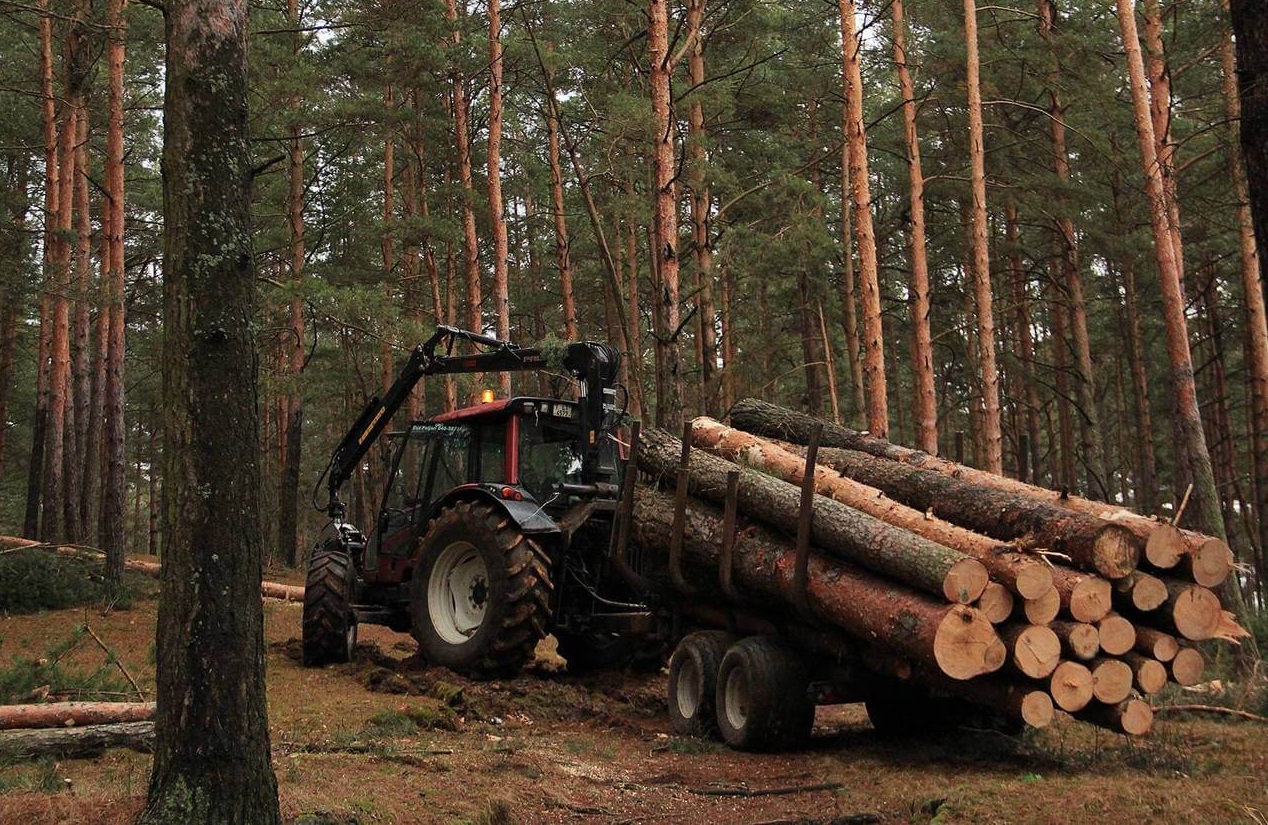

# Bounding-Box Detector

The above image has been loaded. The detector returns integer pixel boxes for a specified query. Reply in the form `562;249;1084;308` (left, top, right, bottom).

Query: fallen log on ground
629;485;1006;681
689;418;1052;601
636;428;989;605
729;399;1141;578
0;721;154;757
125;558;304;601
0;702;155;731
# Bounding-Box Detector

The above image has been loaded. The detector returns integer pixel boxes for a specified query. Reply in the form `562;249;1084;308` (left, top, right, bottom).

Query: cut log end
1082;698;1154;736
1022;586;1061;625
1062;573;1113;624
1144;523;1185;569
1091;525;1140;579
1015;566;1055;601
1169;585;1222;641
1096;615;1137;656
1116;571;1168;612
1049;661;1095;712
1188;539;1234;588
976;582;1015;624
1006;625;1061;680
1020;691;1056;729
944;558;990;605
934;606;1006;681
1051;620;1101;661
1091;658;1134;705
1124;653;1168;695
1135;628;1180;663
1170;647;1205;686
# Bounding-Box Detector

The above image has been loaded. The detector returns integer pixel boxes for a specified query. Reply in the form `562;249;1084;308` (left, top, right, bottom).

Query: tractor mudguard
435;485;561;536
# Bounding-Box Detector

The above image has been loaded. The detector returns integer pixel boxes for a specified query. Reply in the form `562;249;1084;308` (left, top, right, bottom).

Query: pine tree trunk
1142;0;1184;284
650;0;683;429
448;0;483;356
67;108;92;543
840;0;887;437
545;100;576;339
1118;261;1159;512
100;0;124;580
487;0;511;394
1231;1;1268;316
686;0;717;416
1005;201;1043;484
963;0;1002;474
141;0;280;818
891;0;936;455
0;157;29;486
1116;0;1224;541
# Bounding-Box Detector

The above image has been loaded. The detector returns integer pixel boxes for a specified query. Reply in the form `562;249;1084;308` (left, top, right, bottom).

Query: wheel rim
723;666;750;731
675;656;702;719
427;540;490;645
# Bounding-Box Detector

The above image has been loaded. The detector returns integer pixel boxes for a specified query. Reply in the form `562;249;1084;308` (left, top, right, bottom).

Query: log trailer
303;327;1012;752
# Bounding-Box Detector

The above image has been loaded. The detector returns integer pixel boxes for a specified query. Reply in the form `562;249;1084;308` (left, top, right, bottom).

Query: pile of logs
629;399;1249;737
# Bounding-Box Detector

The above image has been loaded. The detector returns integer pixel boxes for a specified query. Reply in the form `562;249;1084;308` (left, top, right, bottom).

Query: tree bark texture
637;427;988;603
629;485;1005;680
650;0;683;430
840;0;887;436
0;702;156;731
143;1;280;820
487;0;511;394
691;417;1049;600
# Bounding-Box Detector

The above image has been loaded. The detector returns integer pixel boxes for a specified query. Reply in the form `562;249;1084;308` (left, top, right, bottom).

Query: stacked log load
630;399;1250;738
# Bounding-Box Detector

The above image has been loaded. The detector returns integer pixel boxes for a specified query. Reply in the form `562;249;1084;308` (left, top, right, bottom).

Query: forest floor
0;558;1266;825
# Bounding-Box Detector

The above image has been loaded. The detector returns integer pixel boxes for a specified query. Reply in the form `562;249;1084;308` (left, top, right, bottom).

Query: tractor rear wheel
411;501;553;678
302;549;358;666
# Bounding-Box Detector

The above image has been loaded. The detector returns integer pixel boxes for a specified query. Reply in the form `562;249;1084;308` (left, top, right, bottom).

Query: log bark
1049;661;1094;712
1078;698;1153;736
0;702;155;731
1170;646;1205;686
691;418;1047;600
1000;624;1061;679
1134;627;1179;662
1090;658;1134;705
1122;651;1168;695
1049;620;1100;661
1096;614;1137;656
630;485;1005;680
0;721;153;757
1052;568;1113;623
639;427;988;604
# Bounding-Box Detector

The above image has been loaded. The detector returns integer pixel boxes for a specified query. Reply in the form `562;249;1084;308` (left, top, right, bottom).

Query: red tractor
302;326;657;677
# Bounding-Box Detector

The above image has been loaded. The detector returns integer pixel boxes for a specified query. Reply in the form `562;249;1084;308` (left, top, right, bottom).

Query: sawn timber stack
626;403;1250;744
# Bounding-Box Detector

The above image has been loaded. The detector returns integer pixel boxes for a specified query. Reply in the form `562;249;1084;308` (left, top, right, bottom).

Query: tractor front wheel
302;549;358;666
411;501;553;678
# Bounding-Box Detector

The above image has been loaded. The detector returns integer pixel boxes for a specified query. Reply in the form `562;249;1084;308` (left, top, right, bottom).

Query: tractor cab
362;397;622;585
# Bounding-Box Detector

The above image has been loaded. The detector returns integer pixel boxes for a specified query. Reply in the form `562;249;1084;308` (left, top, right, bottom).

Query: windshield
517;417;584;502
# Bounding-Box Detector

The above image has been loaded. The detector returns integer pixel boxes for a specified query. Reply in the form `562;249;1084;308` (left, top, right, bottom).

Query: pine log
630;485;1006;680
1049;661;1095;712
1000;624;1061;679
1077;698;1153;736
1144;523;1186;569
125;558;304;601
1177;538;1234;588
1049;620;1100;661
1162;581;1223;641
731;399;1219;580
1090;658;1135;704
690;418;1049;600
0;702;155;731
637;427;989;604
0;721;154;757
729;399;1140;577
1121;652;1168;695
1051;567;1112;623
1096;614;1137;656
1170;647;1205;686
1113;571;1168;612
976;582;1015;624
1021;586;1060;624
1134;627;1180;662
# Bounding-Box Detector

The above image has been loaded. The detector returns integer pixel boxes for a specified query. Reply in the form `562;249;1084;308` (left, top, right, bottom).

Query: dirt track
1;584;1266;824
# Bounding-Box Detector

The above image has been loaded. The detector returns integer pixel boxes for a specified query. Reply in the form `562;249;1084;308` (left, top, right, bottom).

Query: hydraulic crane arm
322;325;620;518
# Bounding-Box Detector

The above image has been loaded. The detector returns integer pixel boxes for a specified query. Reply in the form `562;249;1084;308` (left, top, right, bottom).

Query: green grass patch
0;626;129;703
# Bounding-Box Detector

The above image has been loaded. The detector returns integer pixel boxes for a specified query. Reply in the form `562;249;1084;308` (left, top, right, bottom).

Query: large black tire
302;549;358;666
715;637;815;752
667;631;735;736
410;500;553;678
